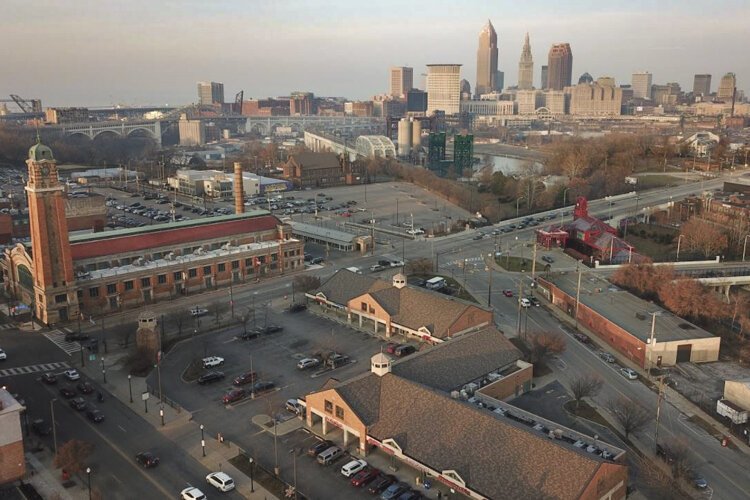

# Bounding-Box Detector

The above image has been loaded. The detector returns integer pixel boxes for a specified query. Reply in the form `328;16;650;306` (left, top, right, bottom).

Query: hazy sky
3;0;748;107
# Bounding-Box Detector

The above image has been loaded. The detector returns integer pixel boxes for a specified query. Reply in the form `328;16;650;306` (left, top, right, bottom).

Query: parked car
287;303;307;313
368;474;397;494
31;418;52;436
502;289;514;297
41;373;57;385
326;354;350;369
0;348;6;360
394;345;416;358
397;491;423;500
202;356;224;369
86;407;104;423
620;367;638;380
317;446;344;465
251;381;275;395
198;371;225;385
180;487;206;500
69;397;87;411
297;358;320;370
257;325;283;334
222;389;246;404
206;471;235;492
541;255;555;263
233;371;257;386
573;333;591;344
63;369;80;381
59;386;76;398
380;482;410;500
692;475;708;490
307;439;334;457
190;307;209;317
599;352;616;363
285;399;305;415
370;264;386;272
519;298;531;308
351;468;380;487
528;296;541;307
239;330;260;341
77;382;94;394
341;459;368;478
385;343;400;355
310;257;325;265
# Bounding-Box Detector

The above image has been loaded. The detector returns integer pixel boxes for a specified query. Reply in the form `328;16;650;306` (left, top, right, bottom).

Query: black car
261;325;283;334
135;452;160;468
310;257;324;265
307;439;334;457
198;371;225;385
541;255;555;263
394;345;416;358
69;397;87;411
64;333;90;342
31;418;52;436
287;303;307;313
398;491;423;500
77;382;94;394
381;482;410;500
239;330;260;341
41;373;57;385
59;386;76;398
251;381;275;394
86;408;104;423
368;475;397;495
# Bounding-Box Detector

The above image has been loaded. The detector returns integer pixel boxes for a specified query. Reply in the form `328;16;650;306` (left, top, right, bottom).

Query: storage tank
411;119;422;150
397;118;412;157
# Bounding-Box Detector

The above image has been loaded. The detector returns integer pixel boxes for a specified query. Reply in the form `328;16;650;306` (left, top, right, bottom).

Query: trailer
717;399;748;425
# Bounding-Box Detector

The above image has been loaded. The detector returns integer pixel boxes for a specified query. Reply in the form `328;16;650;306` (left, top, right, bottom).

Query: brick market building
1;141;304;324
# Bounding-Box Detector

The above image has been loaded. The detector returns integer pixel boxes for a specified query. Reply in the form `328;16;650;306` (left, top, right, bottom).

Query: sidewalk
25;449;83;500
77;342;278;499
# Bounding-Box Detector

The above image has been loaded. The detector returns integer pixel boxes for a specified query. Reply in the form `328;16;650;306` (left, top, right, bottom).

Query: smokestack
233;162;244;214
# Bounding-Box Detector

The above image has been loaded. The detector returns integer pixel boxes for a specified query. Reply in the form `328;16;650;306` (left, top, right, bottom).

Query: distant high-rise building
540;65;548;89
693;74;712;97
596;76;616;88
547;43;573;91
569;83;622;116
390;67;413;97
427;64;461;115
495;71;504;91
631;72;652;99
517;33;534;90
406;89;428;113
475;20;499;96
578;72;593;84
543;90;566;115
197;81;224;105
517;90;543;114
460;79;472;100
290;91;316;115
718;72;737;100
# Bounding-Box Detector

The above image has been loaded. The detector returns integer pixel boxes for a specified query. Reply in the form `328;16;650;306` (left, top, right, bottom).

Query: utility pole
516;280;524;339
574;265;582;329
487;254;493;308
654;376;665;452
531;241;538;280
648;312;657;379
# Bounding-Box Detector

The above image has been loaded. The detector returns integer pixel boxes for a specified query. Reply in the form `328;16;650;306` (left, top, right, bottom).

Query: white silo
411;119;422;150
397;118;412;157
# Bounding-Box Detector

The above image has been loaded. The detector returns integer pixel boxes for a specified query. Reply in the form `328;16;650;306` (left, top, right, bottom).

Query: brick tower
25;140;79;324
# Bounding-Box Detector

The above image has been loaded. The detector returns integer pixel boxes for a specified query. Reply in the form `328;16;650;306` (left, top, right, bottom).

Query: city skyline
3;0;749;106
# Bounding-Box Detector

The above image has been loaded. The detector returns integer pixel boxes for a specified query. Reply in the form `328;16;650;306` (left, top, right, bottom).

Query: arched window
17;264;33;290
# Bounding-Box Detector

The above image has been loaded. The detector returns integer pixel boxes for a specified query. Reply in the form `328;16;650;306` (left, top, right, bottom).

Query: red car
222;388;246;404
233;371;257;386
351;468;380;487
385;343;400;355
502;289;514;297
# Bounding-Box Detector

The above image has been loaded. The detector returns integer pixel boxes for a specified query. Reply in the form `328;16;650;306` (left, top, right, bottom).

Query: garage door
676;344;692;363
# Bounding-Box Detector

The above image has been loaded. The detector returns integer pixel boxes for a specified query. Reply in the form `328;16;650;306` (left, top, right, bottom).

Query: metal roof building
288;221;370;252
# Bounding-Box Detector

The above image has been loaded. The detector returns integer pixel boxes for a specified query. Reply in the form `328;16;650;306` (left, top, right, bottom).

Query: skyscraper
718;72;737;100
693;74;712;97
547;43;572;91
540;65;548;89
631;72;652;99
197;81;224;105
517;33;534;90
426;64;461;115
475;20;499;96
390;67;413;97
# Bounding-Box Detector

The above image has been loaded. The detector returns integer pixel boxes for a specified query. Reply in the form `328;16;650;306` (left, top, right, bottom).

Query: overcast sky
3;0;747;107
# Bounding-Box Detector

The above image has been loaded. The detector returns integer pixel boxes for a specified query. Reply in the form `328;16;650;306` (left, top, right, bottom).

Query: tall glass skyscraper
475;20;498;96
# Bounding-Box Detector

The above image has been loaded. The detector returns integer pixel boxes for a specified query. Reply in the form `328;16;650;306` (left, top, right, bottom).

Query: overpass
54;120;163;145
245;115;383;136
697;274;750;300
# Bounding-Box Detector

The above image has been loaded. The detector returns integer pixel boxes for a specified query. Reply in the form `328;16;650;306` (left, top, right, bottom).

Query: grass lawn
623;223;678;261
495;255;547;273
633;174;681;189
563;400;611;428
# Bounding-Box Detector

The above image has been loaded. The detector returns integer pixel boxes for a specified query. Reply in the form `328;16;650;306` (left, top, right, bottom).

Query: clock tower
25;140;78;324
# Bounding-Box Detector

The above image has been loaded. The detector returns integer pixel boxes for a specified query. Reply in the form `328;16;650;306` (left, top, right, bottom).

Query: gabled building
281;152;345;188
308;270;493;343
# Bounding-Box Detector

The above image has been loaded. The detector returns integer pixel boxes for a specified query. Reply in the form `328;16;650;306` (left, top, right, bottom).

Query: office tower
518;33;534;90
460;79;472;100
718;72;737;100
543;90;566;115
197;81;224;105
495;71;504;91
547;43;573;91
453;134;474;173
475;20;499;96
290;91;316;115
426;64;461;115
390;67;413;97
541;65;548;89
517;90;543;114
693;74;712;96
596;76;616;87
406;89;428;113
578;72;593;84
631;72;652;99
569;83;622;116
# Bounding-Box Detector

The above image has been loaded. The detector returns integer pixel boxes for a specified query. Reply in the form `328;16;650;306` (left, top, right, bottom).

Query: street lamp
560;188;571;226
289;448;298;499
86;467;91;500
101;357;107;384
248;457;255;492
200;424;206;457
128;375;133;403
676;234;685;261
515;196;526;219
743;234;750;262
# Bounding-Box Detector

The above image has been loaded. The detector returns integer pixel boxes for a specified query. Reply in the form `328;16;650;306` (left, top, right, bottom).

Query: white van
425;277;446;290
317;446;343;465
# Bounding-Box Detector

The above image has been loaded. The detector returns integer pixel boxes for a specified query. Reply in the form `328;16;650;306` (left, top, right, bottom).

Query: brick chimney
233;162;244;214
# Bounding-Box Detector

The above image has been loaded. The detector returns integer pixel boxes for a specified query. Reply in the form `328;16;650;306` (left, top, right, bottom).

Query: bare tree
209;300;229;324
165;309;192;338
659;437;694;479
54;440;93;475
404;258;433;275
528;331;566;363
680;218;728;258
607;396;651;439
569;374;604;410
293;275;321;294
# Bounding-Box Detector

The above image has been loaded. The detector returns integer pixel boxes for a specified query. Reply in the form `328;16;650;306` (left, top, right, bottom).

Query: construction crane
0;95;42;113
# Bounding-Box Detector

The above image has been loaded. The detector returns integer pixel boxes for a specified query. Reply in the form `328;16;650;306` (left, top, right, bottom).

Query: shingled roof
312;269;391;305
391;327;521;392
288;152;341;170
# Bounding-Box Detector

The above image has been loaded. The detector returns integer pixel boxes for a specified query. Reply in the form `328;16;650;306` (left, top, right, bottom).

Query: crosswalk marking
0;361;69;378
0;323;15;330
43;330;84;355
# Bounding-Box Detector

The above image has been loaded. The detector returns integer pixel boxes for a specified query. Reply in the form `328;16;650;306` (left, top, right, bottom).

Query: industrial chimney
233;162;244;214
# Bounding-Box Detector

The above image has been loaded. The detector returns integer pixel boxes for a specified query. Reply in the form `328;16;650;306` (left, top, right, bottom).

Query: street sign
141;392;150;401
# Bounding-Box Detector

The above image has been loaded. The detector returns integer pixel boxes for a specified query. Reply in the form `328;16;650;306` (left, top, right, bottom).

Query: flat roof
289;221;358;245
70;210;271;244
547;272;715;344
